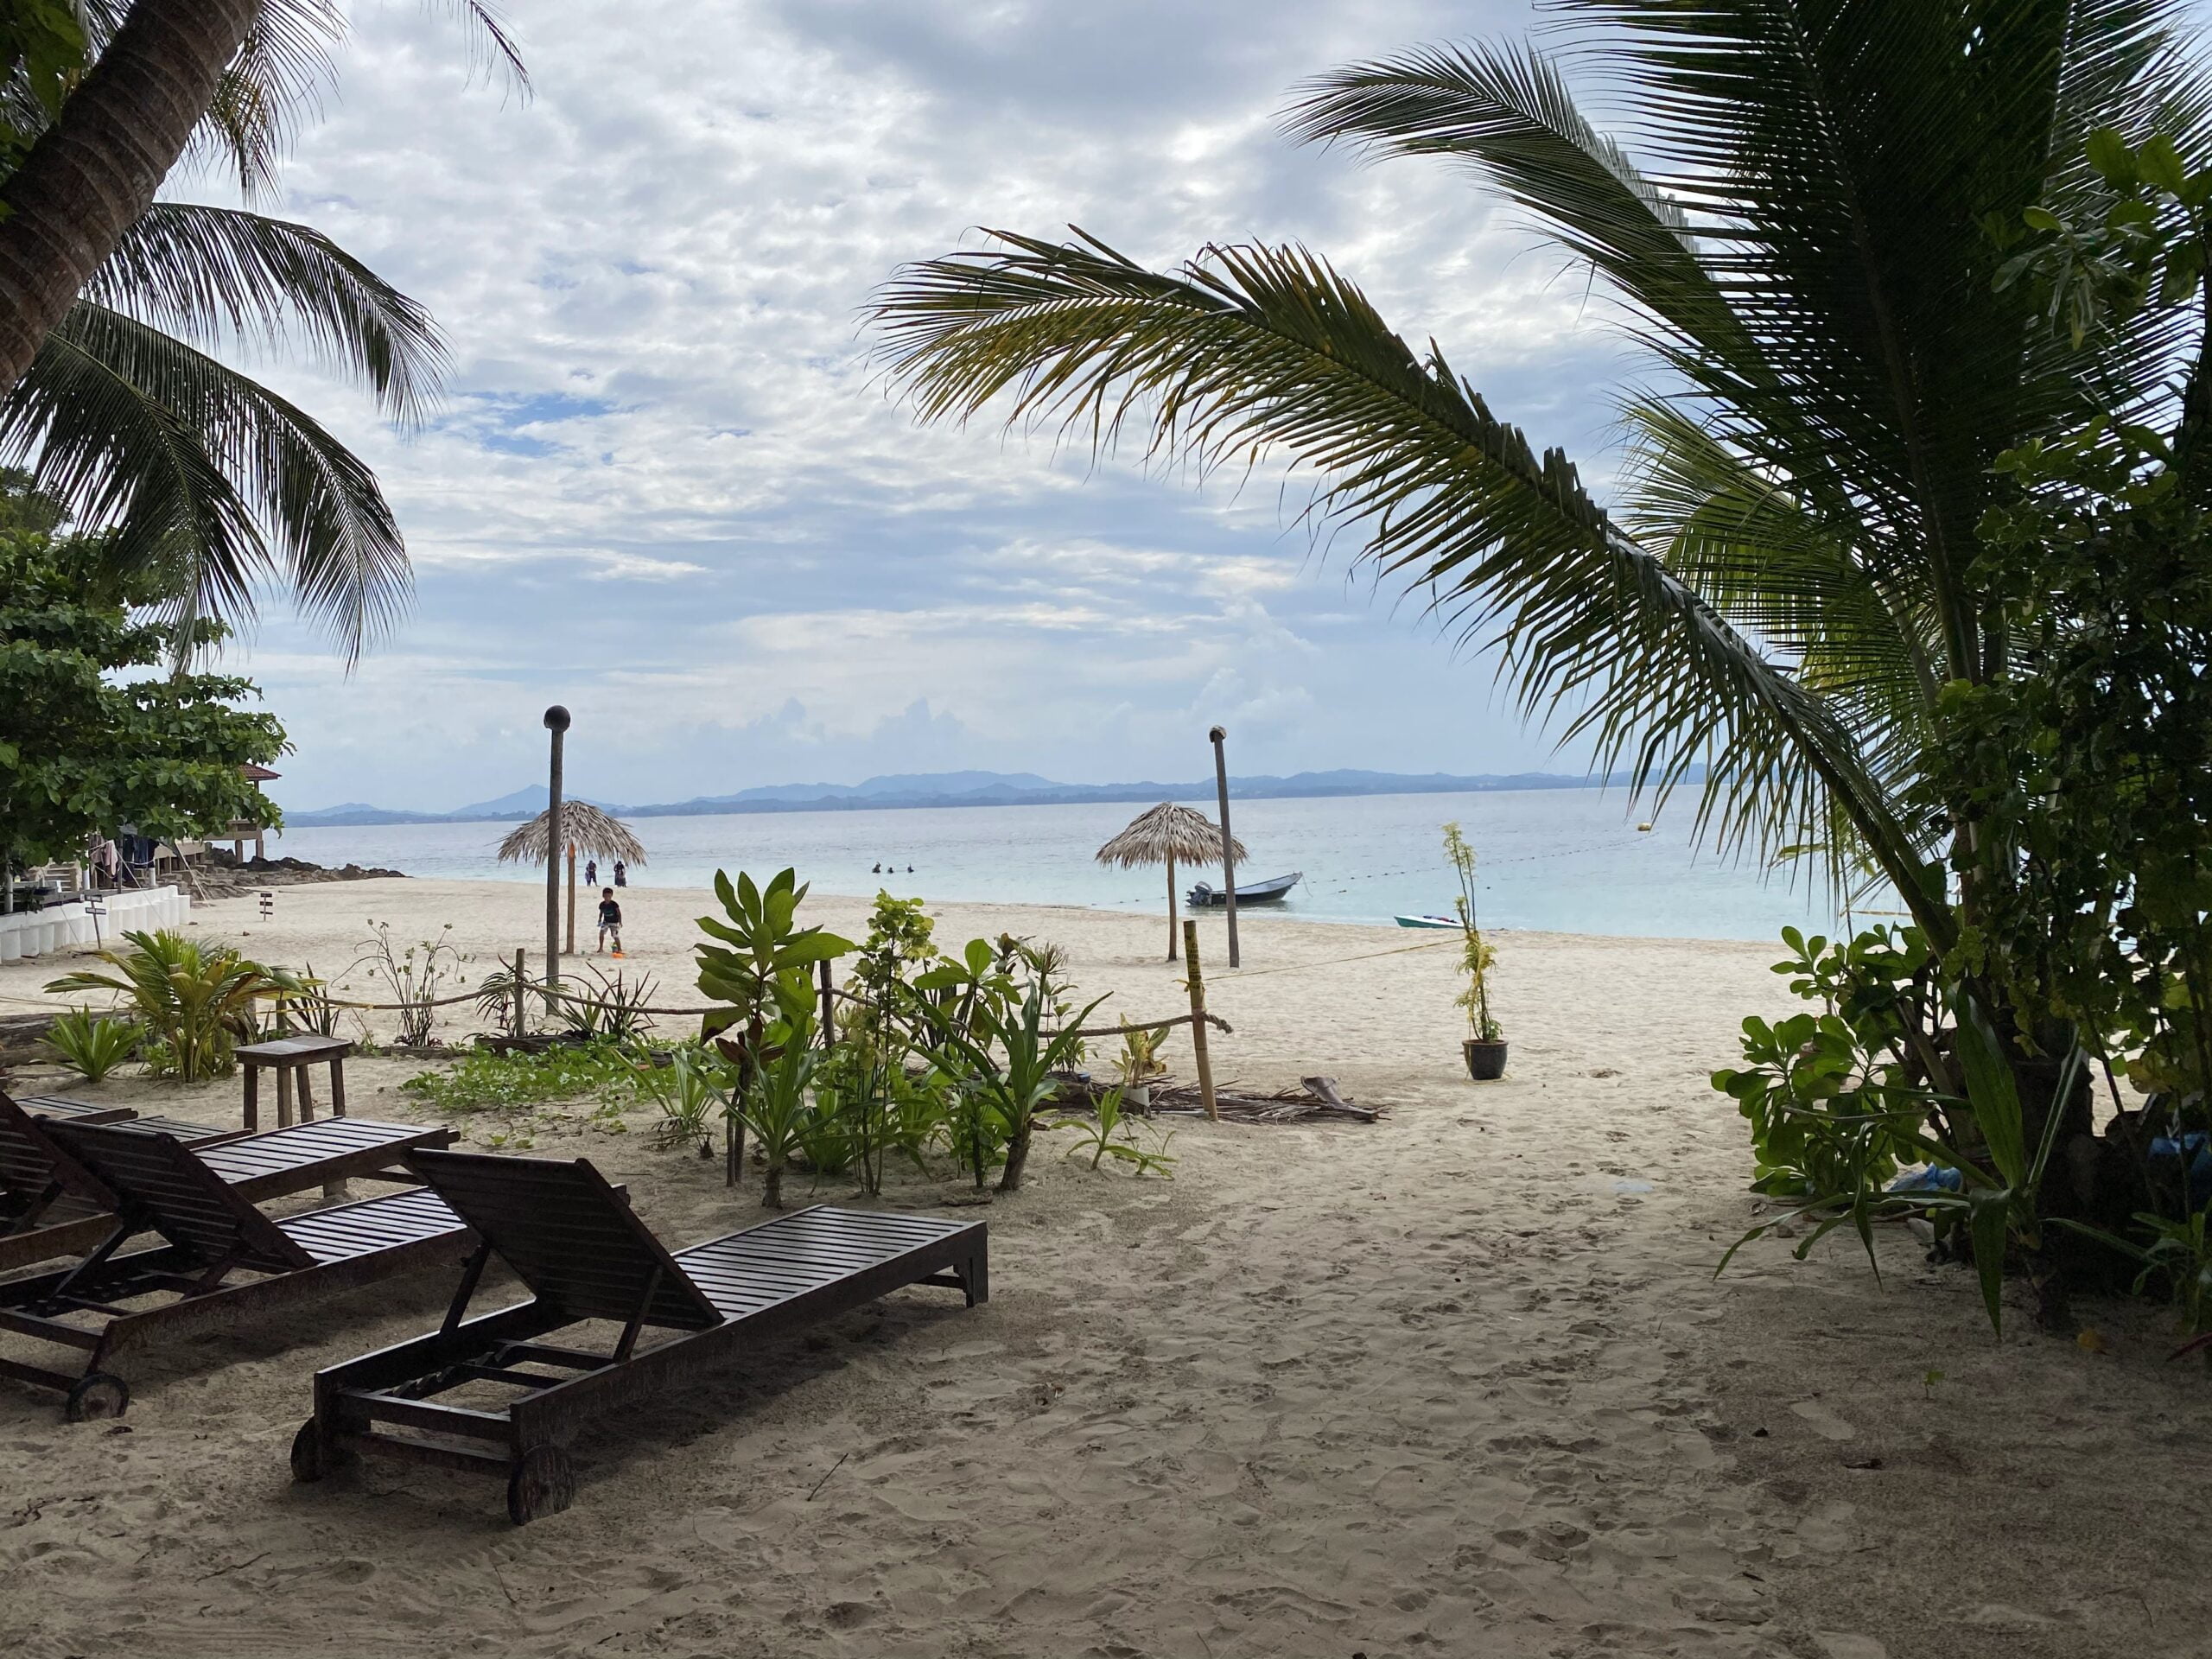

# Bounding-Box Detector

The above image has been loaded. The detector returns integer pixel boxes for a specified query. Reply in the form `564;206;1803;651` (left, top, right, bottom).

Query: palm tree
0;0;524;658
868;1;2212;955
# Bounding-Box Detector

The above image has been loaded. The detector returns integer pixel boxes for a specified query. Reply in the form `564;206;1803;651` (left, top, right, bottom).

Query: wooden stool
238;1034;353;1133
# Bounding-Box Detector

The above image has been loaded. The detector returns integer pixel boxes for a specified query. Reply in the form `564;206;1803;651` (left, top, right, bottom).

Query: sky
200;0;1639;814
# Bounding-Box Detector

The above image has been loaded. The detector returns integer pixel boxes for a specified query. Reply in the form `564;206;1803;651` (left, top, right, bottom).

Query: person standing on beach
584;857;597;887
596;887;624;957
613;860;626;887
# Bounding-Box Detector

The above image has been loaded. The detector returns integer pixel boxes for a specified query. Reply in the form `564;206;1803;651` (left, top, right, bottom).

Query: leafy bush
41;1006;140;1082
402;1040;643;1116
352;921;468;1047
634;1044;728;1154
45;930;272;1082
556;962;658;1042
1055;1086;1176;1177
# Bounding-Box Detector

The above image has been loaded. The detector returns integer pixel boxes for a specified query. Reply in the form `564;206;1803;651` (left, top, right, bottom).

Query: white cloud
201;0;1637;813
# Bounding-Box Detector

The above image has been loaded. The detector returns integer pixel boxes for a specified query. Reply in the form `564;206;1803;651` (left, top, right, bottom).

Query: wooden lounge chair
293;1149;988;1522
0;1120;474;1420
0;1090;456;1274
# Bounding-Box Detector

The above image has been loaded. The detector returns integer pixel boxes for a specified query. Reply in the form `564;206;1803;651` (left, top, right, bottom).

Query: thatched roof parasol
1096;804;1243;961
496;802;647;868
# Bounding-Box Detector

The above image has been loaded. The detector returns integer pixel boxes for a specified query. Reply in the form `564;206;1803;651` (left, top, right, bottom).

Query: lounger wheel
507;1445;576;1525
64;1372;130;1422
289;1418;352;1482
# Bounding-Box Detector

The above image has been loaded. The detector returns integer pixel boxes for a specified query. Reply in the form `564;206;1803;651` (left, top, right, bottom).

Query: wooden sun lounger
0;1091;456;1274
0;1120;474;1421
294;1149;988;1522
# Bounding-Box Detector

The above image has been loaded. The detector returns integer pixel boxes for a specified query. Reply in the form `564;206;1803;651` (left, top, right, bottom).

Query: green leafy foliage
1053;1086;1177;1178
45;929;274;1083
40;1006;139;1083
401;1040;643;1118
0;479;285;877
633;1043;729;1154
348;921;467;1048
1443;821;1501;1040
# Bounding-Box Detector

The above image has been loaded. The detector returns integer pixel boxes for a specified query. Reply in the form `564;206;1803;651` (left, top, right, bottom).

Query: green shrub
402;1040;644;1116
45;930;274;1083
41;1007;141;1083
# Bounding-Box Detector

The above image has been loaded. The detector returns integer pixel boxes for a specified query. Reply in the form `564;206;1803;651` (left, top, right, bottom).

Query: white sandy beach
2;877;2208;1659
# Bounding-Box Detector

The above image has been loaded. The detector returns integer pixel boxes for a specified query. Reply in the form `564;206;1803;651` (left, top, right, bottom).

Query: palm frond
83;0;527;200
3;304;411;661
869;232;1939;925
84;202;448;427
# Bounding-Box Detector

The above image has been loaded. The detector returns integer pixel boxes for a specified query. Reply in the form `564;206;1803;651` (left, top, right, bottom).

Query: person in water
612;860;626;887
596;888;624;957
584;857;597;887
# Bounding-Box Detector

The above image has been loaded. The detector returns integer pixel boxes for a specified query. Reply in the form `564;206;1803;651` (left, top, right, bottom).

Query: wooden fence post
817;957;836;1048
513;948;528;1038
1183;919;1218;1122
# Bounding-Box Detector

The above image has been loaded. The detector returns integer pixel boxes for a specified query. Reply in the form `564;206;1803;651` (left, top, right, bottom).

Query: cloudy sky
207;0;1635;813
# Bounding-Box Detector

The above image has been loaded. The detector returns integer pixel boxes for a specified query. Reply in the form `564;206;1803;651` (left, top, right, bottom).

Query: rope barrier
1216;937;1457;979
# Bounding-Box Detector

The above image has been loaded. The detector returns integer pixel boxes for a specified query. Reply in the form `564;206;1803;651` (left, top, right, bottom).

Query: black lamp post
1209;724;1239;968
543;705;569;1011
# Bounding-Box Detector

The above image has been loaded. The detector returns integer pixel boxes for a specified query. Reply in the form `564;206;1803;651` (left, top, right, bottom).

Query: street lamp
543;705;569;1012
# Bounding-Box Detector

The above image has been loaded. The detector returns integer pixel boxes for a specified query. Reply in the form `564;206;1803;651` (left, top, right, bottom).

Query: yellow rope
1214;937;1456;980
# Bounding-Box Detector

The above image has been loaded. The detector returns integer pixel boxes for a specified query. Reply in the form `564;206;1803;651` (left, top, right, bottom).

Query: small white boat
1395;912;1459;930
1185;871;1301;906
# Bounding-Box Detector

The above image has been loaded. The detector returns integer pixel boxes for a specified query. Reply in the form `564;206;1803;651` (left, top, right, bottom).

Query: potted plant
1444;823;1506;1079
1118;1026;1166;1109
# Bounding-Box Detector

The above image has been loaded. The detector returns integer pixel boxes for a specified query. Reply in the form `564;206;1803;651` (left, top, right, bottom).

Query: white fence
0;887;189;964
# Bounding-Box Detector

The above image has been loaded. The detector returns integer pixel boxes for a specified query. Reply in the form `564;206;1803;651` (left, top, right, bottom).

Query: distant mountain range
283;767;1674;828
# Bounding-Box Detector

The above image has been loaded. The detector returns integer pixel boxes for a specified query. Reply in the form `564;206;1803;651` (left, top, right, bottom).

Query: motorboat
1395;913;1459;929
1185;871;1301;906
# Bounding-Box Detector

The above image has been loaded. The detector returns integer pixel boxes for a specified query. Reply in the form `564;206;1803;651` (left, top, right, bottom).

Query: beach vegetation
350;921;469;1049
400;1039;642;1119
554;961;659;1043
0;480;286;885
635;1043;728;1156
732;972;823;1209
40;1006;142;1083
45;928;273;1082
1444;823;1500;1043
907;960;1106;1192
1055;1085;1177;1178
694;867;854;1185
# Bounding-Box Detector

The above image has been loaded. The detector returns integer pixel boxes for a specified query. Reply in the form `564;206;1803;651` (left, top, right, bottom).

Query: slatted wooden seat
0;1121;474;1421
0;1091;454;1274
295;1149;988;1522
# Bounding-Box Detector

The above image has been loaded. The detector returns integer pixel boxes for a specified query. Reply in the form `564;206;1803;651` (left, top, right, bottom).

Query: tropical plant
1117;1025;1166;1090
734;971;823;1210
45;927;273;1081
400;1039;642;1117
553;962;658;1042
909;958;1107;1192
694;867;852;1185
263;961;345;1039
0;2;524;657
1442;822;1500;1042
633;1043;728;1156
40;1005;141;1082
1054;1086;1177;1178
0;483;287;876
350;921;468;1048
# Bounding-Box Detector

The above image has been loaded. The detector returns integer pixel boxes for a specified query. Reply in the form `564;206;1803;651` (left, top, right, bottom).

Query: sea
266;787;1877;944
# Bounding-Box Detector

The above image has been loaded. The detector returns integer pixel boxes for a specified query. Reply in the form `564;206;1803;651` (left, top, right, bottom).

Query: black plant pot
1463;1039;1508;1081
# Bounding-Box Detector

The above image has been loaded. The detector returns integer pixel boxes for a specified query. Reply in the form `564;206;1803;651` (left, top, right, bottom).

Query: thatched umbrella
1096;803;1246;962
497;804;647;955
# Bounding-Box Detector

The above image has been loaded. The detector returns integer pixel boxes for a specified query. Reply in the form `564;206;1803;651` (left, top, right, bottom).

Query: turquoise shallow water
268;786;1868;944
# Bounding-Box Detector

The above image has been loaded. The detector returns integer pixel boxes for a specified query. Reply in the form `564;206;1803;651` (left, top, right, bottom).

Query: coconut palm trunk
0;0;258;398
